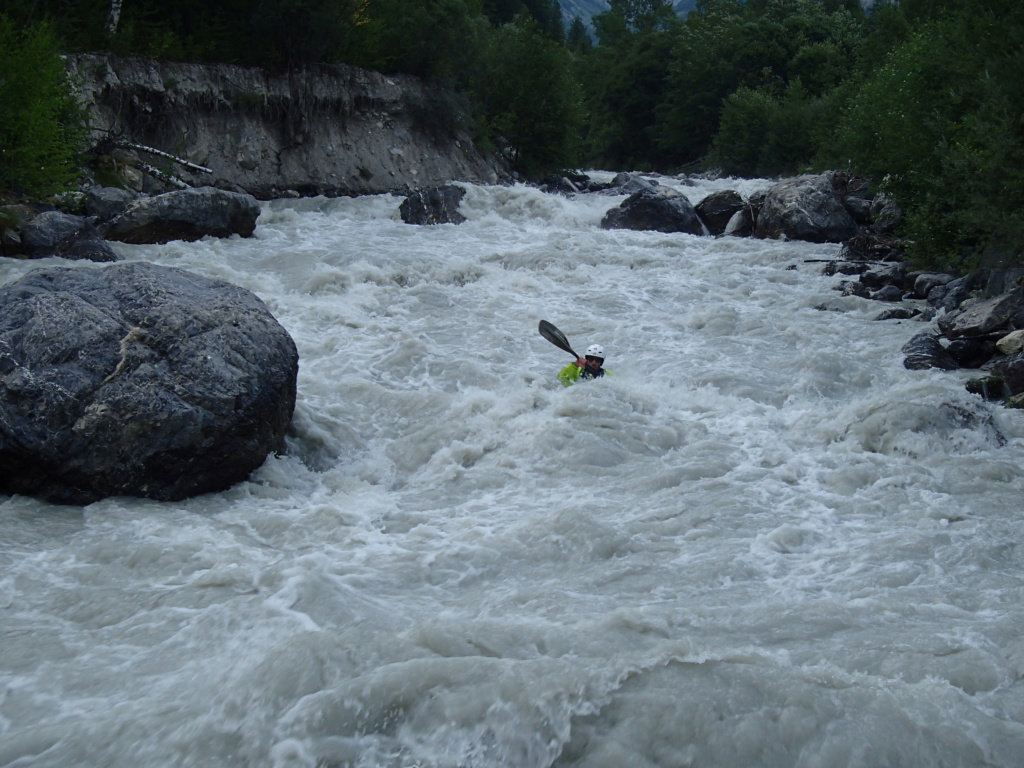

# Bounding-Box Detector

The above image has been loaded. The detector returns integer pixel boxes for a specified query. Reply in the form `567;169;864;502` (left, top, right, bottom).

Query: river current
2;175;1024;767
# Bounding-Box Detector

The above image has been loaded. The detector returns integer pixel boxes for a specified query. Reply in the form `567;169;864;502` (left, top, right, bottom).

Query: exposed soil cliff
65;54;510;199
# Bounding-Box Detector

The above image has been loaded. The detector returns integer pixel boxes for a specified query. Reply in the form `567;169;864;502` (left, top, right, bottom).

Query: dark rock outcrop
104;186;261;244
873;307;920;321
0;262;298;504
399;185;467;225
605;172;659;196
21;211;86;255
601;185;706;236
695;190;745;236
902;333;959;371
754;174;858;243
947;337;998;368
84;186;139;223
53;225;119;262
938;292;1022;339
991;351;1024;395
65;53;508;199
20;210;117;262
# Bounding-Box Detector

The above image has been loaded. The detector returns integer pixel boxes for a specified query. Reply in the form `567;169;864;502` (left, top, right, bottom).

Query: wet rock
911;272;956;299
54;225;117;262
838;280;870;298
941;292;1022;339
695;190;745;236
902;332;958;370
991;350;1024;395
0;262;298;505
104;186;261;244
965;376;1009;401
870;284;905;302
21;211;86;255
928;274;975;312
861;263;908;290
607;172;658;196
18;211;117;262
600;185;705;236
947;337;997;368
84;186;139;223
996;329;1024;356
823;261;869;277
399;185;467;225
873;307;920;321
983;269;1024;297
753;174;858;243
539;175;581;196
722;207;754;237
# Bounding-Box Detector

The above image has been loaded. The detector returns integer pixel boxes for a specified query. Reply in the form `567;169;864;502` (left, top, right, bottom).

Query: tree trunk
105;0;123;36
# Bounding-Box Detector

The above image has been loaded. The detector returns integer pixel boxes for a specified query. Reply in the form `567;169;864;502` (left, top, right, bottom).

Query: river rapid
3;175;1024;767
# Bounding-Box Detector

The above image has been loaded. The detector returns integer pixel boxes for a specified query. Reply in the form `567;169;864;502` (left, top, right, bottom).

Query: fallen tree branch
118;141;212;174
804;259;892;264
137;161;190;189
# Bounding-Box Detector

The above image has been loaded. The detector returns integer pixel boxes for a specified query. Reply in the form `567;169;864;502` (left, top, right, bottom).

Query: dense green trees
835;0;1024;268
4;0;1022;267
472;15;583;176
576;0;1023;266
0;16;85;199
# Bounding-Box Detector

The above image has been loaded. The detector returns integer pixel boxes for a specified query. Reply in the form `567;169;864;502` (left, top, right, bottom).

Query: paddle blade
539;320;577;358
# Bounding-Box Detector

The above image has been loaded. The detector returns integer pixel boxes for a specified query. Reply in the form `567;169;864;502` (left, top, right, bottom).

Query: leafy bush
835;4;1024;269
0;15;85;200
471;15;585;177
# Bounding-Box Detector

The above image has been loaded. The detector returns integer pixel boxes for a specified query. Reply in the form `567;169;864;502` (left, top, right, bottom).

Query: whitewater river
3;174;1024;767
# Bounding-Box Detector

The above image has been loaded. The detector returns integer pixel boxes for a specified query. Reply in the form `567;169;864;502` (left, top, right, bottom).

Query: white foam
2;179;1024;767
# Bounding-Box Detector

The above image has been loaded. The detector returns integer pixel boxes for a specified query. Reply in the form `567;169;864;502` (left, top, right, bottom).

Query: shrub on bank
0;15;86;201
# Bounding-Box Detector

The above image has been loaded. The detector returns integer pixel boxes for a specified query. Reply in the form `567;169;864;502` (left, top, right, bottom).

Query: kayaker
558;344;608;386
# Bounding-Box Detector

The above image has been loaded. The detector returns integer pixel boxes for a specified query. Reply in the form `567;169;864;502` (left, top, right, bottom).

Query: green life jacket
557;362;609;386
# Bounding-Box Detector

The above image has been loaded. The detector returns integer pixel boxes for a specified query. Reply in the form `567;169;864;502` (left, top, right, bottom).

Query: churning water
3;175;1024;767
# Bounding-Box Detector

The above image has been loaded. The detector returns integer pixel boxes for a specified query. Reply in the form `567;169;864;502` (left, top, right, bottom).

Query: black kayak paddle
538;320;578;359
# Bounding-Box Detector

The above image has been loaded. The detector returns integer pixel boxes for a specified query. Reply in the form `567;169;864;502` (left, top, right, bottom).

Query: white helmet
586;344;605;358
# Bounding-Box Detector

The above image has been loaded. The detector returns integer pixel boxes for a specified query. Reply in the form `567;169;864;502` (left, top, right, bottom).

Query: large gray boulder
84;186;139;223
754;174;858;243
0;262;298;504
938;291;1024;339
103;186;261;244
20;210;117;262
601;185;706;235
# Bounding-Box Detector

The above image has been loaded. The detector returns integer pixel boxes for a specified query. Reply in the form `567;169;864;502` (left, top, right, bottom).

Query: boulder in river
103;186;261;244
754;174;858;243
695;190;746;236
601;185;706;236
0;262;299;504
938;291;1023;339
902;332;959;371
990;350;1024;396
84;185;139;223
20;210;118;262
399;185;467;225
